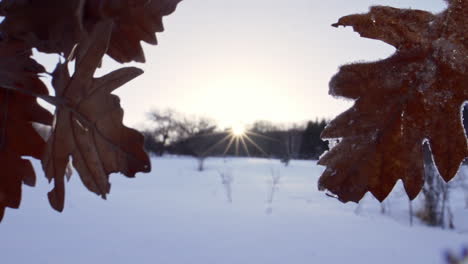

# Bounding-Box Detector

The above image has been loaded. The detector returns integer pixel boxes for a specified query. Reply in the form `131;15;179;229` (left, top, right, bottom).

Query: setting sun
231;124;246;137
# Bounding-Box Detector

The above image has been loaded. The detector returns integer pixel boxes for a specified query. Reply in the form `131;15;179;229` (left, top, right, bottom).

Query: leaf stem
1;84;63;106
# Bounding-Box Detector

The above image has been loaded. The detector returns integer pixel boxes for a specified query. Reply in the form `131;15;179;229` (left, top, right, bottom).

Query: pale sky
35;0;447;129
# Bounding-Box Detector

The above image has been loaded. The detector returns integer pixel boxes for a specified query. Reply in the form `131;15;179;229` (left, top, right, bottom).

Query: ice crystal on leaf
319;0;468;203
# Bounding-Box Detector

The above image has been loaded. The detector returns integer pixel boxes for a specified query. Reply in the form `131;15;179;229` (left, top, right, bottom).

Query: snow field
1;157;467;264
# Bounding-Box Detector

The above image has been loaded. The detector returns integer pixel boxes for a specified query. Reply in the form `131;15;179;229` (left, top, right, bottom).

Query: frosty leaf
319;2;468;203
0;0;181;62
332;6;434;50
84;0;182;63
0;0;85;55
42;20;150;212
0;40;53;221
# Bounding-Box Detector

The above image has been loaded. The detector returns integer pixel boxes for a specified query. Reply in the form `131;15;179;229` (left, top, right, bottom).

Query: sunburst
201;123;278;157
232;123;246;137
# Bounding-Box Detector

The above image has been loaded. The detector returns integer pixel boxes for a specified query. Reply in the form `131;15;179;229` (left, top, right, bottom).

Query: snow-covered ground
1;157;468;264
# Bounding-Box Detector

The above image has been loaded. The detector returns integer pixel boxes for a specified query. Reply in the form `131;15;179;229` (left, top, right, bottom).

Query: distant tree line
141;109;330;162
142;106;468;162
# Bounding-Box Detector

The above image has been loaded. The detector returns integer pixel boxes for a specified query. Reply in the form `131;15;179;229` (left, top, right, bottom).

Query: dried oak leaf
84;0;182;63
42;20;150;212
0;40;53;221
0;0;85;56
319;2;468;203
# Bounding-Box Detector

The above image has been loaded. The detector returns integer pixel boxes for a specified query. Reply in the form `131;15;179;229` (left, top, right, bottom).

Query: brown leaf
319;3;468;202
0;40;53;221
0;0;181;61
0;40;45;90
332;6;434;50
0;0;85;55
84;0;182;63
42;20;150;212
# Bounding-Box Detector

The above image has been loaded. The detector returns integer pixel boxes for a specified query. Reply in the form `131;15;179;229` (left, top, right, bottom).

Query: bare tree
145;108;218;169
183;121;217;171
218;170;233;203
250;120;278;134
177;116;216;139
265;168;281;214
416;143;453;229
281;127;303;166
454;165;468;208
146;109;181;155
